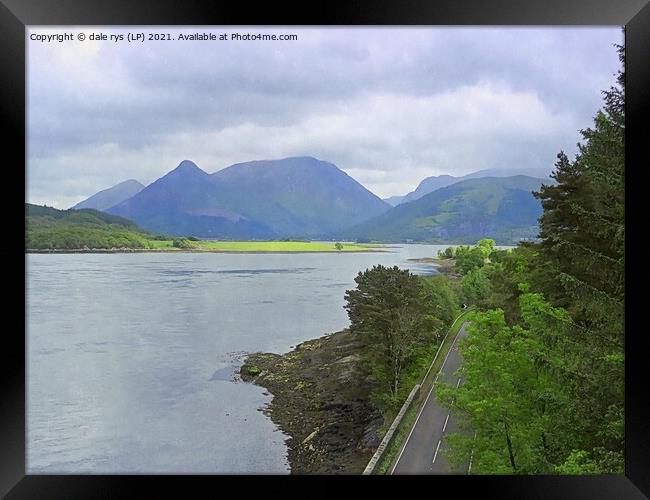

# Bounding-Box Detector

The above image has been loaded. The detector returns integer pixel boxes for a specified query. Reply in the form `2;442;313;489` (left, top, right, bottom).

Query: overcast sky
27;26;623;208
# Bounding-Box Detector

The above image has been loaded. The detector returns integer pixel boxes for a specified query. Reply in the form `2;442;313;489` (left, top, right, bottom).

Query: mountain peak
173;160;205;173
282;155;319;162
162;160;209;181
72;178;145;211
118;179;145;188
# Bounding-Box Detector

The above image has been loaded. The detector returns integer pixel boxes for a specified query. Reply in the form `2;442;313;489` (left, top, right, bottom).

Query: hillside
340;176;545;245
383;195;405;206
26;203;155;249
395;167;552;206
73;179;145;211
210;157;390;236
107;157;390;239
26;203;381;253
106;160;277;239
400;174;460;205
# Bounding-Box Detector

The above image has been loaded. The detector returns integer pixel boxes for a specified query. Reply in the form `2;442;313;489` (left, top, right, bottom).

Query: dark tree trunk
503;418;517;472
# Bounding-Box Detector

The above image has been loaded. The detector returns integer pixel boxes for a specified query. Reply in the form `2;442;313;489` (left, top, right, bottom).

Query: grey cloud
27;26;622;206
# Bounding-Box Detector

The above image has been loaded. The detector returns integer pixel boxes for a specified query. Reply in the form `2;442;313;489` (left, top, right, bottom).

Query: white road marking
467;430;477;475
455;378;462;388
434;329;461;383
432;440;442;464
420;322;455;384
391;383;435;474
442;413;450;433
390;325;465;474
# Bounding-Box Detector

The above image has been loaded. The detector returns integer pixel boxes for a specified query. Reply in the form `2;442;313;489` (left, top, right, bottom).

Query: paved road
390;322;469;474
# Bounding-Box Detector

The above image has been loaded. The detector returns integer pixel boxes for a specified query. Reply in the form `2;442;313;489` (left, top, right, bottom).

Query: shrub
172;238;195;249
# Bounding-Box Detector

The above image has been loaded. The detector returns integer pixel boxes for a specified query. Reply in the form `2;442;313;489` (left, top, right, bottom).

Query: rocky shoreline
240;329;384;474
408;256;459;278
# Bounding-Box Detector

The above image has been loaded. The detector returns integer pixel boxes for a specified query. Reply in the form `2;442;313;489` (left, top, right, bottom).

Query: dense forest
436;42;625;474
343;42;624;474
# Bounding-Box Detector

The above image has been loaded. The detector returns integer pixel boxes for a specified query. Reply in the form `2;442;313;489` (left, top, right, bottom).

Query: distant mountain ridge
106;160;276;239
383;195;405;207
341;175;546;245
73;179;144;211
72;157;552;242
210;157;389;235
394;167;552;206
106;157;390;239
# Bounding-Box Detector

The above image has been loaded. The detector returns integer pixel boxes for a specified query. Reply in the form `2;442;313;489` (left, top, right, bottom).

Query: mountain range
349;175;545;244
383;167;551;206
71;157;549;244
106;157;390;239
73;179;145;211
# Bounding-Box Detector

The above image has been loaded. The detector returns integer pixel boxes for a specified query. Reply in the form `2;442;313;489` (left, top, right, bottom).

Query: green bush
172;238;195;249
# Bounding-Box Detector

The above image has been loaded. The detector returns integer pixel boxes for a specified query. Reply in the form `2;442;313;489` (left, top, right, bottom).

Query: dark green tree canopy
344;265;450;406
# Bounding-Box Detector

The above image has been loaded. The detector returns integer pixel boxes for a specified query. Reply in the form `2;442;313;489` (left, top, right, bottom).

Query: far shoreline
25;242;484;255
25;248;388;254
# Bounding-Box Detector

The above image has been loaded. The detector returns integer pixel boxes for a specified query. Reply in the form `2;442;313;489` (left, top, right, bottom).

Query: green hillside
341;176;546;245
26;203;158;249
25;203;376;252
209;157;390;236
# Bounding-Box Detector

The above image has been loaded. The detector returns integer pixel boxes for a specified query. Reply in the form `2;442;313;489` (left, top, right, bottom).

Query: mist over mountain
73;179;144;211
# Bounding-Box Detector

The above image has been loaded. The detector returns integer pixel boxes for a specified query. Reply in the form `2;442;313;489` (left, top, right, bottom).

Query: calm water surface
27;245;447;473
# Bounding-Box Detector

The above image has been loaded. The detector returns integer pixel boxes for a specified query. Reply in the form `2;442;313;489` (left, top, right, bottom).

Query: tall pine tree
533;40;625;473
439;40;626;474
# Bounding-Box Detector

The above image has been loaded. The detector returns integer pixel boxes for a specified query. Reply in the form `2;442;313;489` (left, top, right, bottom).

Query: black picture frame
3;0;648;497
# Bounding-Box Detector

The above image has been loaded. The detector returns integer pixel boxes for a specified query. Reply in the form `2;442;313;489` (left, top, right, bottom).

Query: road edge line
389;320;466;474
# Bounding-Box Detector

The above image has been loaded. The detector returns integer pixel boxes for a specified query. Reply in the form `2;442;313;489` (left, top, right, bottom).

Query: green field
25;204;384;253
153;240;380;252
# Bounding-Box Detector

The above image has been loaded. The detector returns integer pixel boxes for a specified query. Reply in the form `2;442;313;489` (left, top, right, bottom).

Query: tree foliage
344;265;459;410
453;246;486;275
25;203;157;249
437;41;625;475
344;265;430;404
460;267;492;309
172;238;196;249
437;246;456;259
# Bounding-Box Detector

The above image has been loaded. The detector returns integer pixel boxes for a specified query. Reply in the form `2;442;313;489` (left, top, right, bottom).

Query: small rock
240;364;262;379
301;428;319;445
